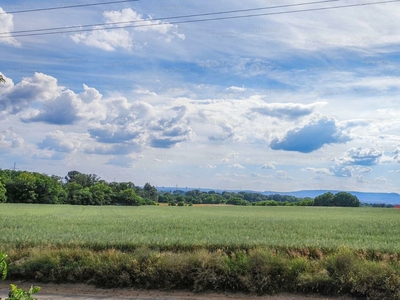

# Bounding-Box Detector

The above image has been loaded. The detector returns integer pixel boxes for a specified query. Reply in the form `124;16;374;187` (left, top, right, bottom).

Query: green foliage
314;192;360;207
0;252;40;300
4;246;400;298
65;171;100;188
0;253;7;280
314;192;335;206
116;189;144;206
0;181;6;203
5;285;40;300
1;171;64;204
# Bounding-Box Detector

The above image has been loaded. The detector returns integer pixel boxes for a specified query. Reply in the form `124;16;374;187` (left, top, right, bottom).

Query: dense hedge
4;246;400;299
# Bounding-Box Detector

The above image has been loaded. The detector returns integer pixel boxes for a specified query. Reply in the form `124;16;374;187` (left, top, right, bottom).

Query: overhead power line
1;0;400;38
0;0;338;36
0;0;139;15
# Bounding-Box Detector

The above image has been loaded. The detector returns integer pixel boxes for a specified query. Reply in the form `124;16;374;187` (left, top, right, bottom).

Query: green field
1;204;400;252
2;204;400;298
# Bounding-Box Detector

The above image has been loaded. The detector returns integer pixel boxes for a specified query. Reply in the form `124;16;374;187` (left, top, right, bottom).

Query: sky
1;0;400;193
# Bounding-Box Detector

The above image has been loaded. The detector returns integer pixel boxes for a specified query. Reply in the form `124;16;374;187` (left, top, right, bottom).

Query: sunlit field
1;204;400;252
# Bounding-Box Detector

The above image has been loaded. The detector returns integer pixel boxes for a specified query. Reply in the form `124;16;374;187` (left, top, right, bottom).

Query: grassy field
2;204;400;298
1;204;400;252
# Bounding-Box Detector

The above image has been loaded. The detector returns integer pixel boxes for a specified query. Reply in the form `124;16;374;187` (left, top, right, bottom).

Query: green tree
5;172;37;203
314;192;334;206
65;171;100;188
115;189;143;206
0;181;6;203
333;192;360;207
143;182;158;202
89;183;114;205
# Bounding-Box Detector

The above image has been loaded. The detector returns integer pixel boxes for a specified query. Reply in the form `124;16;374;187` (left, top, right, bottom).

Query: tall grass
2;204;400;298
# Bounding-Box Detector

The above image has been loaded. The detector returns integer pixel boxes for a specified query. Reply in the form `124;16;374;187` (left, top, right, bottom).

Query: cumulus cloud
251;172;272;179
0;73;104;124
252;102;324;120
270;116;350;153
38;131;81;153
71;8;184;51
205;164;216;169
329;165;354;178
84;143;141;155
71;27;133;51
356;167;373;173
106;155;137;168
302;167;332;175
21;83;105;125
276;170;293;180
343;147;383;166
0;73;61;118
375;176;388;182
88;100;192;150
229;164;245;169
260;163;275;169
0;8;20;46
226;86;246;92
355;175;368;184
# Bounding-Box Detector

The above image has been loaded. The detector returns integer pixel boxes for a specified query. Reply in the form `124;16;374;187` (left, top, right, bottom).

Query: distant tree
5;172;37;203
64;182;86;205
314;192;334;206
314;192;360;207
65;171;100;188
143;182;158;202
115;189;143;206
0;181;6;203
333;192;360;207
89;183;114;205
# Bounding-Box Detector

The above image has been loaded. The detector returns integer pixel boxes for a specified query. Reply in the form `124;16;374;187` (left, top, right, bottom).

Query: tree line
0;169;360;207
0;170;158;206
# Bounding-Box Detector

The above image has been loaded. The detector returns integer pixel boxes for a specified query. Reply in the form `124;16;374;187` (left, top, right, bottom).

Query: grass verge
3;246;400;300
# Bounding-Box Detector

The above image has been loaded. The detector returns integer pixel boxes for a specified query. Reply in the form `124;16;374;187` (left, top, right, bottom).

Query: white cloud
0;73;61;117
270;116;351;153
302;167;332;175
260;163;275;169
251;102;325;120
343;147;383;166
329;165;354;178
0;8;20;46
71;27;133;51
375;176;388;182
229;164;245;169
71;8;184;51
226;86;246;92
276;170;293;180
38;130;82;153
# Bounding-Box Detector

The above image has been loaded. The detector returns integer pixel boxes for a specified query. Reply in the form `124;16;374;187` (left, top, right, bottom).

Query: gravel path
0;281;354;300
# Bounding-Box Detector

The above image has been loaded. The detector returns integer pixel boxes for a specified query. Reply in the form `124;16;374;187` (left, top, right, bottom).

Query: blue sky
1;0;400;192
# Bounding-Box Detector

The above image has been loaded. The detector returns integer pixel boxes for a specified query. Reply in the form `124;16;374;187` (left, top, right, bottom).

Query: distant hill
262;190;400;205
156;187;400;204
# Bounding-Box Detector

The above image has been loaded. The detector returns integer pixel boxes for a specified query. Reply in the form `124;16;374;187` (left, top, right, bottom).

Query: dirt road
0;281;354;300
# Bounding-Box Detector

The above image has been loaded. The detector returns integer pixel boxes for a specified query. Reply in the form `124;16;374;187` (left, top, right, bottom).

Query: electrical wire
0;0;338;35
1;0;399;39
0;0;139;15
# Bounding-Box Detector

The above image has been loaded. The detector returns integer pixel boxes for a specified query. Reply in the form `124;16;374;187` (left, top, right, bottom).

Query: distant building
394;205;400;209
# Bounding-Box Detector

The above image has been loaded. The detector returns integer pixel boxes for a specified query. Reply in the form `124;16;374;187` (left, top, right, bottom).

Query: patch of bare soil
0;281;356;300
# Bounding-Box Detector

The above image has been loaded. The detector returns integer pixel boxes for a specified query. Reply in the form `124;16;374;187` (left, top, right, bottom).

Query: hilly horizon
156;186;400;204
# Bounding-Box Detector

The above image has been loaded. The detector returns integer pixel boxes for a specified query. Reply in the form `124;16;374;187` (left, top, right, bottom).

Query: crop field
1;204;400;252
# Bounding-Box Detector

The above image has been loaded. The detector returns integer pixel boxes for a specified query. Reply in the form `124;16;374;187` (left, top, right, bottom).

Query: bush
0;252;41;300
